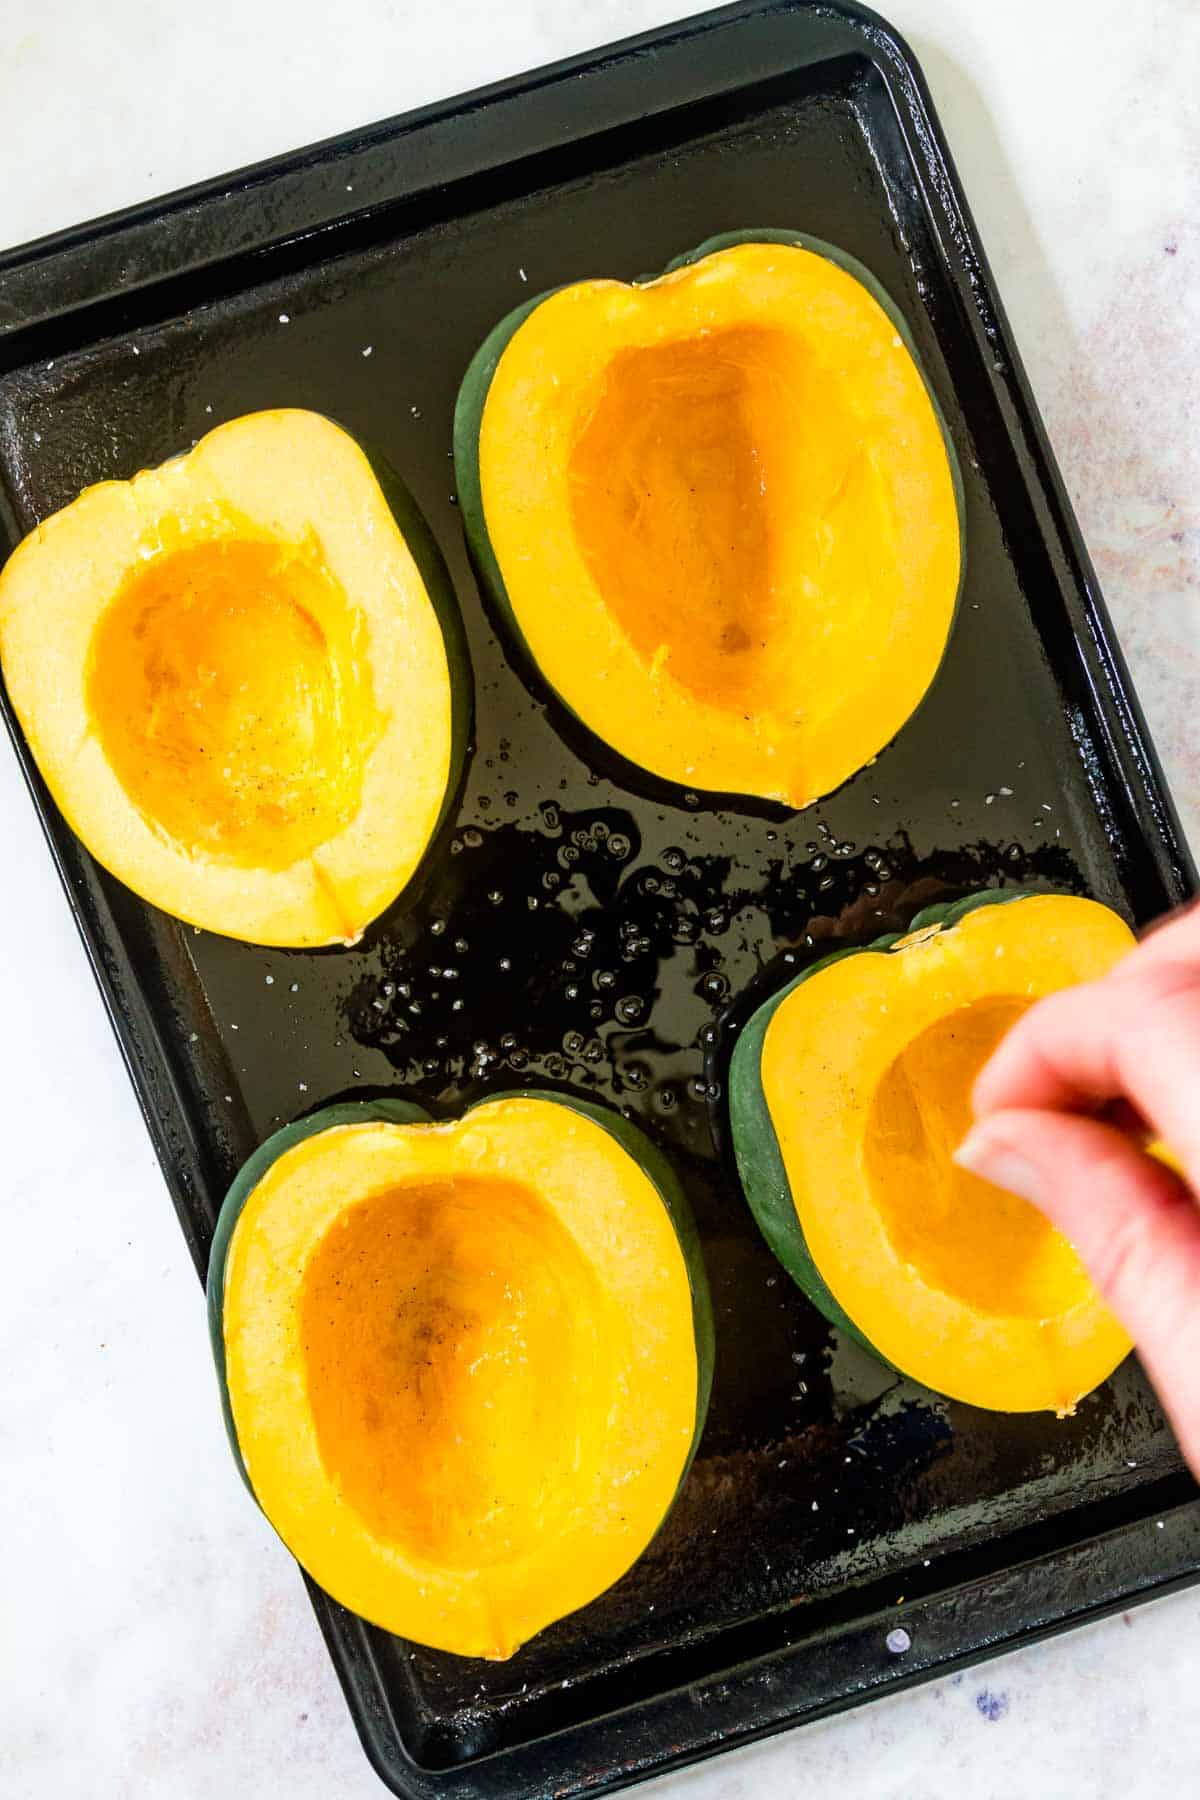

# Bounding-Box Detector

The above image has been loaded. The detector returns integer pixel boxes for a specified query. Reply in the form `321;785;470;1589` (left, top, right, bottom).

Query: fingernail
954;1129;1044;1207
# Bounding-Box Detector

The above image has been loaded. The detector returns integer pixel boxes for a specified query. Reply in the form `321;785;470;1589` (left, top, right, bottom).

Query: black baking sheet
1;3;1197;1796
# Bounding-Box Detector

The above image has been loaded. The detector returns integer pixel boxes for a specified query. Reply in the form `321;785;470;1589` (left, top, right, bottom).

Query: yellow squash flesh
0;409;457;946
219;1097;702;1658
473;240;961;805
758;895;1135;1412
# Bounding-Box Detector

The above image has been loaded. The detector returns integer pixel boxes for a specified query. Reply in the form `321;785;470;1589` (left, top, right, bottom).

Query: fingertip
953;1121;1045;1208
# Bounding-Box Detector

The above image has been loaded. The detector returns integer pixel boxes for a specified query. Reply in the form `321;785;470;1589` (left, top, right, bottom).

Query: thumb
955;1109;1200;1469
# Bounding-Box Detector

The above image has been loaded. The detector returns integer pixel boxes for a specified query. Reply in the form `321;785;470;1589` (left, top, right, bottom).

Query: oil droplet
594;969;616;991
662;847;686;873
608;833;631;859
563;1030;585;1056
430;919;446;936
615;995;643;1025
700;971;729;1001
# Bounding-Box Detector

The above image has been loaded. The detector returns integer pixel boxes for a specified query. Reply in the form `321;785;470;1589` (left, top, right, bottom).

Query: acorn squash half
729;891;1135;1413
455;231;962;806
0;409;467;946
208;1092;713;1659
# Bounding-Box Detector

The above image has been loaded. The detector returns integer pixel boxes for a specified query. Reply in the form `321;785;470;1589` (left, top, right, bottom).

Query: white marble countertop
2;2;1197;1795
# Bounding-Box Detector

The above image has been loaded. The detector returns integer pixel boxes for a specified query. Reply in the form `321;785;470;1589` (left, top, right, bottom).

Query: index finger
971;956;1200;1186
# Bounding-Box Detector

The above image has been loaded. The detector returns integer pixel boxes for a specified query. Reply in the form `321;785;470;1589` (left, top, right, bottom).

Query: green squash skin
728;888;1037;1361
453;293;548;668
451;232;965;806
207;1089;714;1518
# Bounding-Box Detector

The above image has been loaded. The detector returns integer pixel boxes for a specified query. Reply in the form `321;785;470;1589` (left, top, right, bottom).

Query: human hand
955;900;1200;1468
